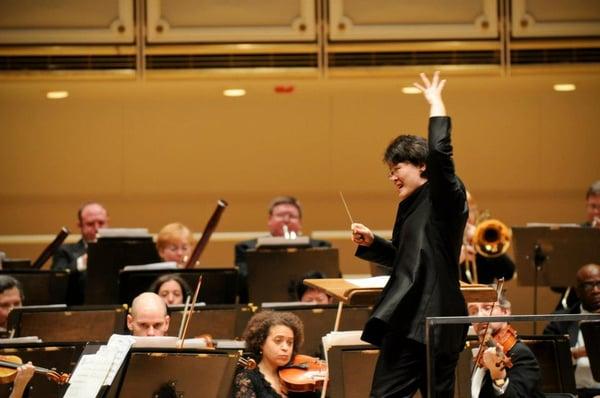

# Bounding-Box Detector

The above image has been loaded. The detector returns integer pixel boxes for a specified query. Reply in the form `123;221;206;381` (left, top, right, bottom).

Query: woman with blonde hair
156;222;194;268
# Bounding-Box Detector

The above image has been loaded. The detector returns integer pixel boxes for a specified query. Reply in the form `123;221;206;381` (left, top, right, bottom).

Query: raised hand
413;71;447;117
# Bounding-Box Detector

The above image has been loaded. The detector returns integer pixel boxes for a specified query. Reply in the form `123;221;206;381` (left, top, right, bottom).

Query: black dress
232;368;318;398
232;368;282;398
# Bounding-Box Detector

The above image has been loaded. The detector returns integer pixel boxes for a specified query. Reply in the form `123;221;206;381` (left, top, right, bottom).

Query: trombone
464;219;512;284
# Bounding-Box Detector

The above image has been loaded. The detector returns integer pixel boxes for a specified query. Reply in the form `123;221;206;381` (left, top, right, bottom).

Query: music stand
245;248;340;303
512;226;600;330
167;304;253;339
0;270;69;305
8;305;128;342
581;321;600;381
118;268;238;305
0;341;85;398
326;344;379;398
86;237;161;304
113;348;239;398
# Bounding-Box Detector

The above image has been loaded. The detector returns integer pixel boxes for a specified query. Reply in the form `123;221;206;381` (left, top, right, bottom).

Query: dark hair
268;196;302;219
0;275;24;300
243;311;304;362
148;274;192;299
383;135;429;178
586;180;600;199
295;271;326;301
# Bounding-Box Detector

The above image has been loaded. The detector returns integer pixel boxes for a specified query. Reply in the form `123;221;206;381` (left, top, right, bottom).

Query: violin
474;324;518;371
278;354;328;393
0;355;70;385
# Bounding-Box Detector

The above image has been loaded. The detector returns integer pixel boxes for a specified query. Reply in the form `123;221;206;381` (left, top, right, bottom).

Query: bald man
544;264;600;398
127;292;170;337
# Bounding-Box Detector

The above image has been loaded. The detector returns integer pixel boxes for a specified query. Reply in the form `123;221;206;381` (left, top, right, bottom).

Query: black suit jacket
543;303;581;346
51;239;87;305
356;116;468;353
478;340;545;398
51;239;86;272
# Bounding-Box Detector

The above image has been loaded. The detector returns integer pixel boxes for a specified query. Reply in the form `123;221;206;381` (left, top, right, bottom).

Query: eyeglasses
388;165;403;178
579;281;600;292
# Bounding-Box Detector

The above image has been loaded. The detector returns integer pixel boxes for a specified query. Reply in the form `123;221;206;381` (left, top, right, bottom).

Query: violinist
126;292;170;337
233;311;315;398
156;222;194;268
7;362;34;398
0;276;23;333
468;291;544;398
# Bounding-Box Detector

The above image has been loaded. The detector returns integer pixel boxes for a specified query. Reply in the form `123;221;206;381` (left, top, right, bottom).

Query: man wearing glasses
544;263;600;398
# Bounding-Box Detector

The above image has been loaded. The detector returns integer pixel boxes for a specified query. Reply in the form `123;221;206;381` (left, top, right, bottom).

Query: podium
304;278;497;305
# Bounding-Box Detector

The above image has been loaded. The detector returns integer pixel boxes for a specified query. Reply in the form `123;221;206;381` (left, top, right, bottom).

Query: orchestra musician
232;311;311;398
0;276;24;333
468;291;544;397
156;222;194;268
51;202;109;304
544;263;600;398
126;292;170;337
350;71;468;397
149;274;192;306
459;191;515;284
294;271;332;305
552;180;600;310
234;196;331;303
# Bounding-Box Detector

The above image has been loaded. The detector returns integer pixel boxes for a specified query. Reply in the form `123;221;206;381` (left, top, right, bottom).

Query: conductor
351;72;468;397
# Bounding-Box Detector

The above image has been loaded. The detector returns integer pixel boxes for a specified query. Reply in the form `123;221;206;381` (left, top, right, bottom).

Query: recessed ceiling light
223;88;246;97
553;84;576;92
401;86;421;95
46;90;69;99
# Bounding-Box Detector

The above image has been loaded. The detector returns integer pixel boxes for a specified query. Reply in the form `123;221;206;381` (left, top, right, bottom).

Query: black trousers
370;334;460;398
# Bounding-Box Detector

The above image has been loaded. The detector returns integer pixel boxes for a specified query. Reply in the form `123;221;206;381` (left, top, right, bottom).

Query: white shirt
574;306;600;389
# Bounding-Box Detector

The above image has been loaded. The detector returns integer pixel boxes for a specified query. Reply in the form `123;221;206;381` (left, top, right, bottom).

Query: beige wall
1;72;599;324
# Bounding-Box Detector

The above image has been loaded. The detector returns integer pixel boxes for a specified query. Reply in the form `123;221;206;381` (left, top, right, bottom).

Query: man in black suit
351;72;467;397
468;292;545;398
51;202;109;304
234;195;330;303
544;263;600;398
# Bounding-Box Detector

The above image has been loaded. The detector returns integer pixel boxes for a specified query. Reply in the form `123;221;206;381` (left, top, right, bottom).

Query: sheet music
103;334;136;385
345;275;390;289
321;330;369;365
63;351;115;398
0;336;42;344
122;261;177;271
131;336;210;349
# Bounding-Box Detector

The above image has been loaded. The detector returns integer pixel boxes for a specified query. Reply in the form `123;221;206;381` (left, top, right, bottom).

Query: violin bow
471;278;505;378
177;275;203;349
